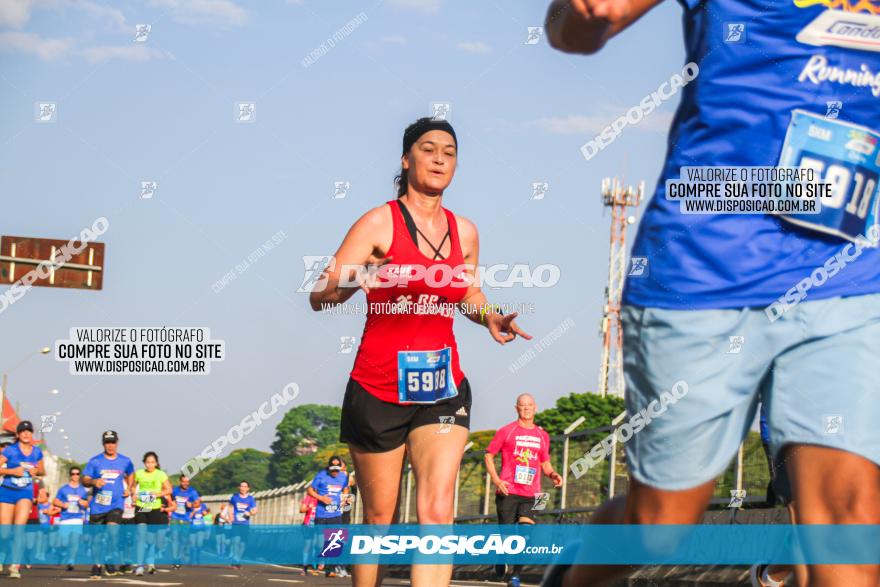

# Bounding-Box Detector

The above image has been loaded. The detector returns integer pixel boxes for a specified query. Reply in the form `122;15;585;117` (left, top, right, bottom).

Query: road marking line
267;580;304;583
62;579;182;586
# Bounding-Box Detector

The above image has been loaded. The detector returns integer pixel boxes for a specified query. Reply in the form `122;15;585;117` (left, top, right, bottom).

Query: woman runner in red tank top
310;118;531;587
348;197;469;402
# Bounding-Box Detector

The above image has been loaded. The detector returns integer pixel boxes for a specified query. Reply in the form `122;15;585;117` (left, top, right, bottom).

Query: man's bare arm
545;0;663;55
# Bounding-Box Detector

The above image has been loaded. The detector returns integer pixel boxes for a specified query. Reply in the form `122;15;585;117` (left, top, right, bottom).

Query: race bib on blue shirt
779;109;880;243
11;463;33;488
397;347;458;404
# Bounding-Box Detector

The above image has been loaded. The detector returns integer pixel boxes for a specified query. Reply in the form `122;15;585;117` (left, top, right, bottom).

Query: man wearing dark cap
308;456;349;525
307;456;350;577
82;430;135;579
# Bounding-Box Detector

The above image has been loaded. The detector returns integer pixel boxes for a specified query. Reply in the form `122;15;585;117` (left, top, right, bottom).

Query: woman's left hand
486;312;532;345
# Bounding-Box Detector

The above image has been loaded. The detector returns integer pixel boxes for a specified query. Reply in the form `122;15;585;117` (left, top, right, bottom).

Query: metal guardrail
200;418;771;524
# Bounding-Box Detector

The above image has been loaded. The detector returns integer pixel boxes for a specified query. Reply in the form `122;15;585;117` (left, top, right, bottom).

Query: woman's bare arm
309;205;392;310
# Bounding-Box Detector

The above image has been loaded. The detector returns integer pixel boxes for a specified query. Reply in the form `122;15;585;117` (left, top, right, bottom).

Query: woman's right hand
6;466;24;477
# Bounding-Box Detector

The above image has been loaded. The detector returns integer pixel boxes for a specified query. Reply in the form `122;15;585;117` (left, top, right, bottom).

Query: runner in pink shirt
485;393;563;587
299;494;320;575
301;494;317;526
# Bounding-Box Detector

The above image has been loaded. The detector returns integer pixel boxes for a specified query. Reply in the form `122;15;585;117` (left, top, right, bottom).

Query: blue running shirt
624;0;880;309
0;443;42;490
83;452;134;514
310;470;348;519
56;484;89;522
171;486;200;521
229;493;256;525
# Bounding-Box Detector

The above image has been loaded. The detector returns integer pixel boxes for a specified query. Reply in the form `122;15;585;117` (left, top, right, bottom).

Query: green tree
191;448;270;496
268;404;342;486
311;442;350;471
535;392;625;436
467;429;497;452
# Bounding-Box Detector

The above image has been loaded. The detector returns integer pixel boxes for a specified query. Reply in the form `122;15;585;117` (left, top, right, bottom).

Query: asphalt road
5;565;534;586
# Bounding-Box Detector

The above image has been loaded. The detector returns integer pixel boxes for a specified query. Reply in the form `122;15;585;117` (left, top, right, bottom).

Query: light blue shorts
622;293;880;491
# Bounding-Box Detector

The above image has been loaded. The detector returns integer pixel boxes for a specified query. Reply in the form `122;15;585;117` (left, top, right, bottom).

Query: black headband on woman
402;117;457;155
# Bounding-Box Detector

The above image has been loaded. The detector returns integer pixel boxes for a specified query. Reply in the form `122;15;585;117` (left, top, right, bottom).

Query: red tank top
350;200;468;404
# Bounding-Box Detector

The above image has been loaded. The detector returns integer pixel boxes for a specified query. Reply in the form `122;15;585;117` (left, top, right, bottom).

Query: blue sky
0;0;686;472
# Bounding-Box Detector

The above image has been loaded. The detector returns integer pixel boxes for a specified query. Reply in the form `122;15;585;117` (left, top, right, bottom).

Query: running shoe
104;564;119;576
148;564;156;574
89;565;101;579
66;565;75;572
173;564;181;570
508;575;521;587
8;565;21;579
326;570;338;577
119;564;132;574
749;563;792;587
134;566;145;576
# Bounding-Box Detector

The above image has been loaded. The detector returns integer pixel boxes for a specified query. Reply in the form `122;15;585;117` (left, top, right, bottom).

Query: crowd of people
0;424;263;580
0;399;563;587
3;1;878;584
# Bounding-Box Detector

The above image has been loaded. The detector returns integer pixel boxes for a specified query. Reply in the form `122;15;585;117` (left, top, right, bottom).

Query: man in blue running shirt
83;430;135;579
307;456;350;578
544;0;880;585
169;474;201;569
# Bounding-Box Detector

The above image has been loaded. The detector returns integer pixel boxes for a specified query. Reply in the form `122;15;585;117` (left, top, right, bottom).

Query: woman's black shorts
134;509;168;525
340;377;472;453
